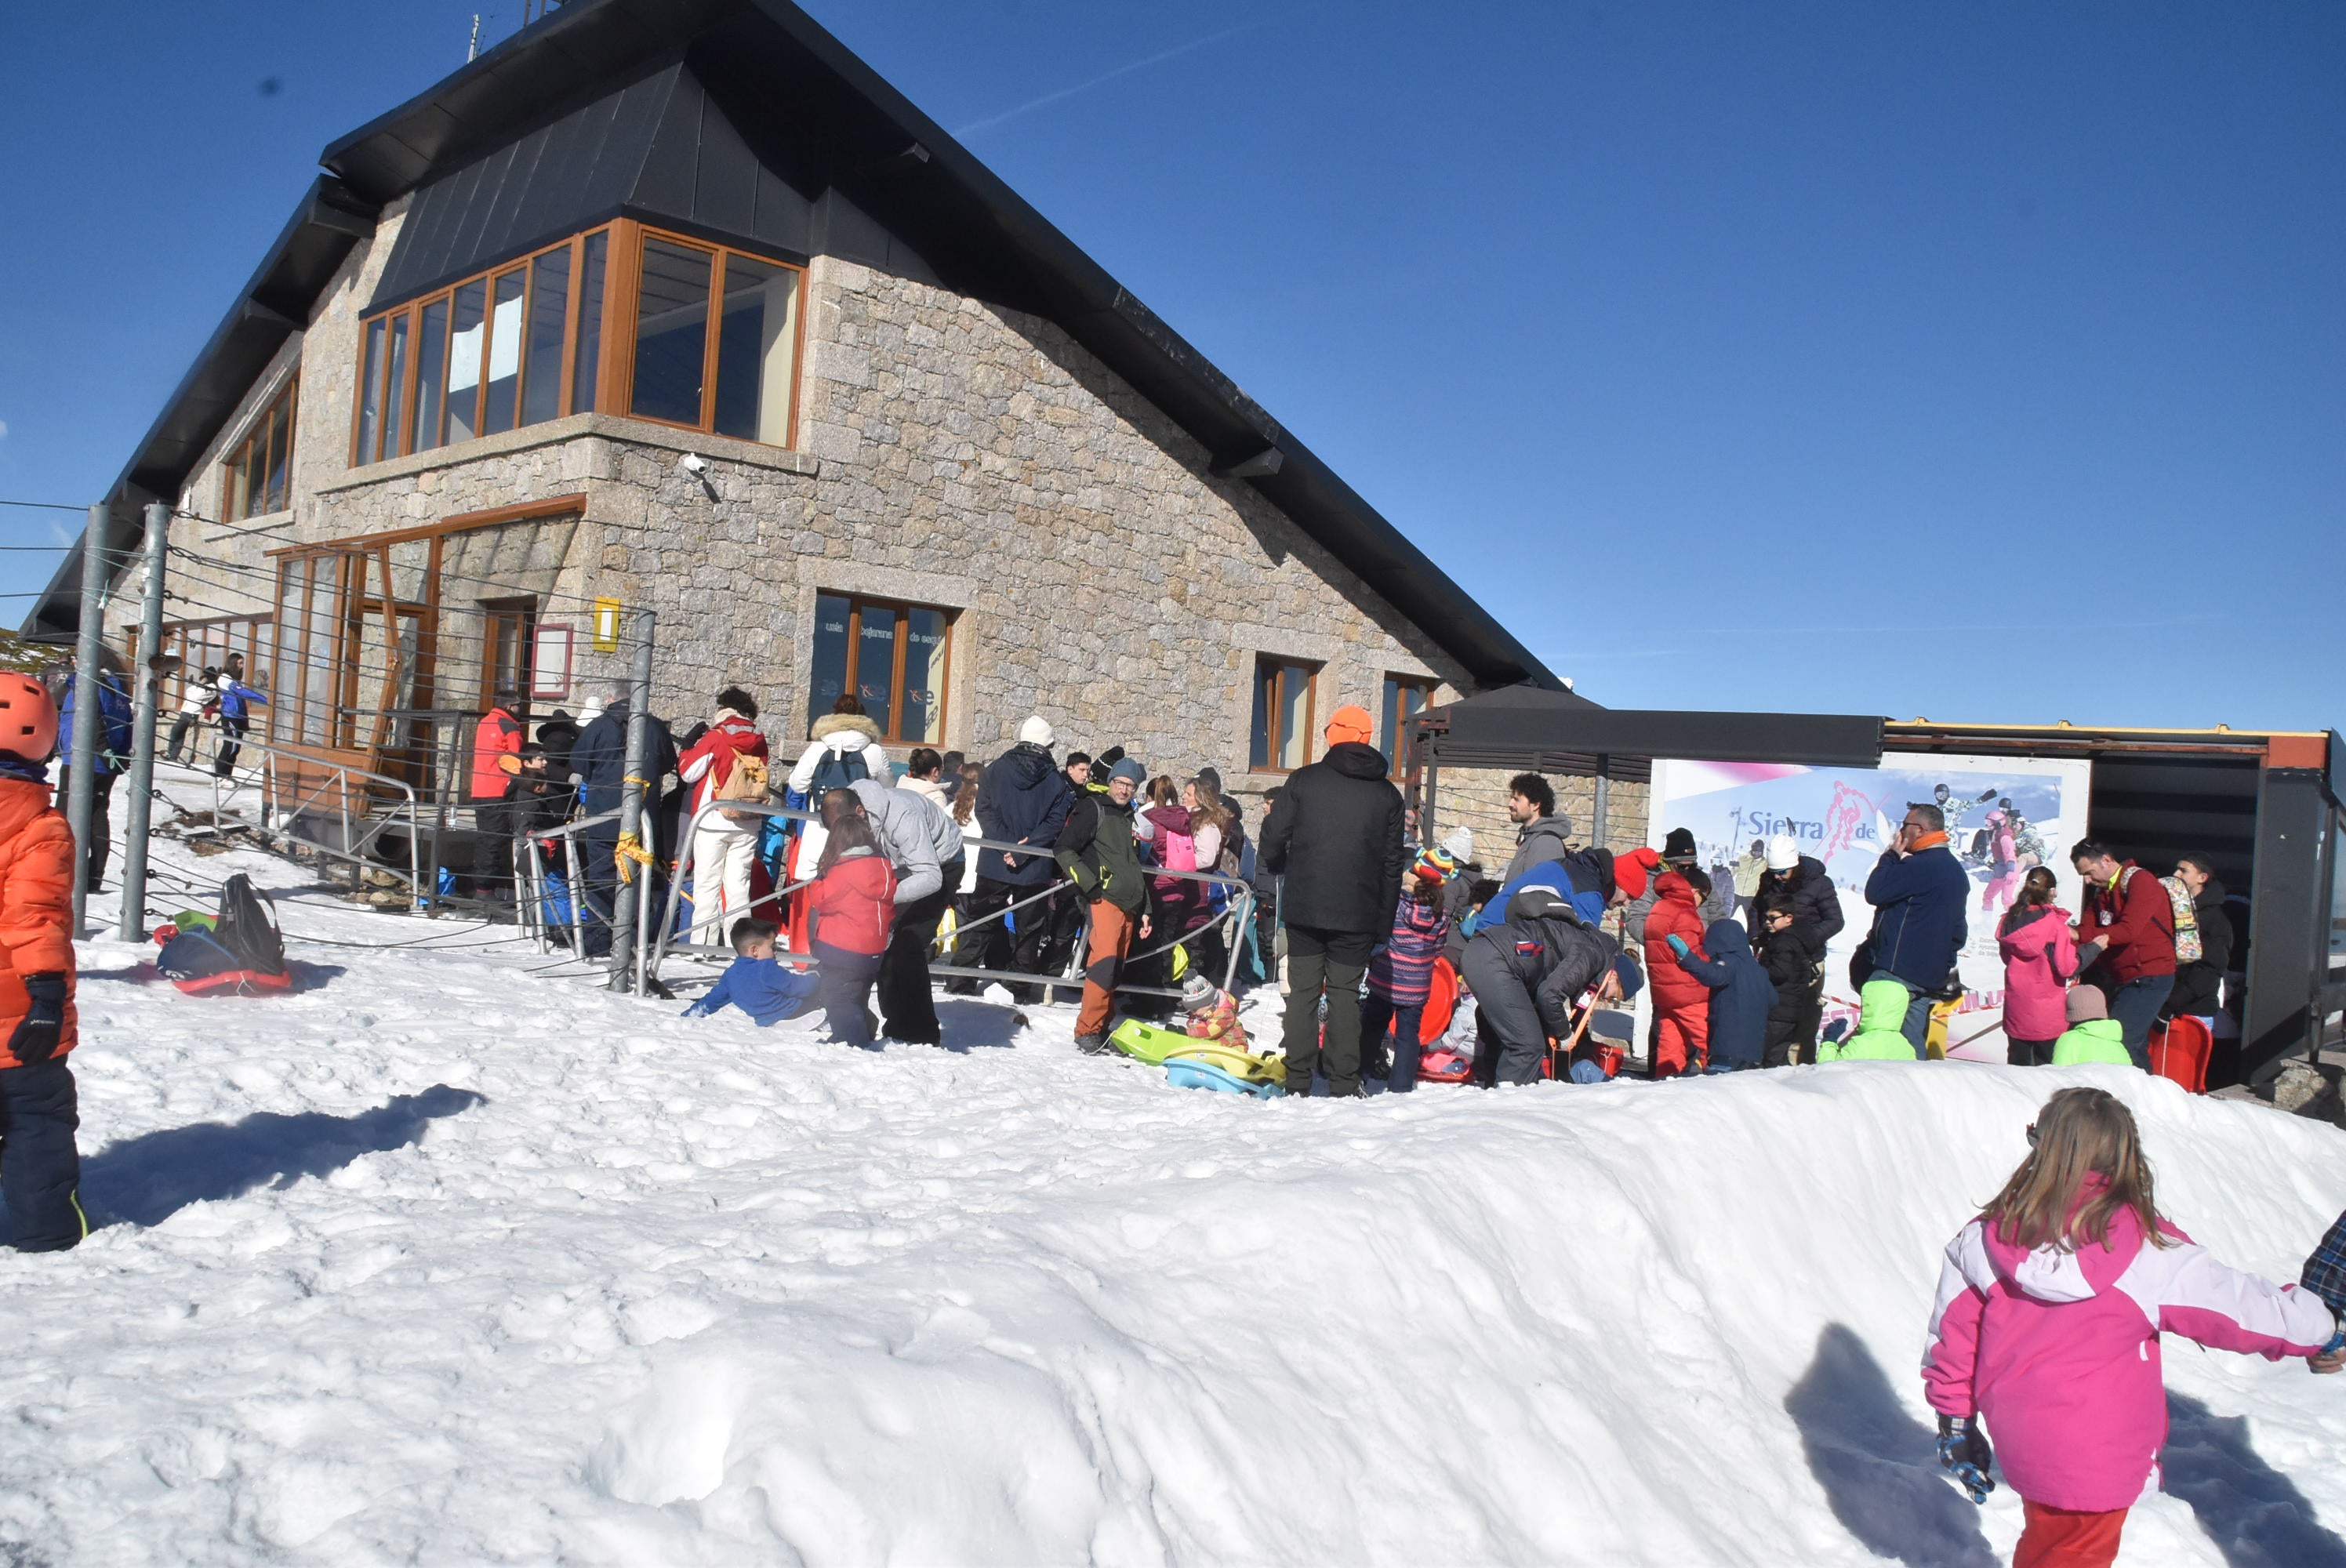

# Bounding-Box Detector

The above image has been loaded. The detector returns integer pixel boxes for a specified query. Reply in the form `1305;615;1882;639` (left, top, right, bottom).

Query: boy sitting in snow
682;918;818;1028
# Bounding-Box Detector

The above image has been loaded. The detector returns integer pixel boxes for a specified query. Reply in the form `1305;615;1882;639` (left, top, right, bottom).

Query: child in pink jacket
1996;867;2077;1066
1922;1087;2335;1568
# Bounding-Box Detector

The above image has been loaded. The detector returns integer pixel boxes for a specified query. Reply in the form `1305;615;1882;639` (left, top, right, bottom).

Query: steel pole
65;503;108;935
114;503;169;939
606;608;656;991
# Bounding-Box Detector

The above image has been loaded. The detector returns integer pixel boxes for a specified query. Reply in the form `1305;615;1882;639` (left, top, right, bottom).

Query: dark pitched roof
38;0;1560;691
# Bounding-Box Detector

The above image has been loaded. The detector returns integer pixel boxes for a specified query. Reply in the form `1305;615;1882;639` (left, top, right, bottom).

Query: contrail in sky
953;16;1276;137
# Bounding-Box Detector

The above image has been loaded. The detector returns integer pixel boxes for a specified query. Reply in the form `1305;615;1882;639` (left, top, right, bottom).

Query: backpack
1160;822;1197;873
214;873;288;976
808;745;868;798
2159;873;2203;964
714;749;770;824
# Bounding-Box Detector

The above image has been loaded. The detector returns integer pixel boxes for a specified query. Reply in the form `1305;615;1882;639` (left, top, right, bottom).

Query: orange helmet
0;673;58;764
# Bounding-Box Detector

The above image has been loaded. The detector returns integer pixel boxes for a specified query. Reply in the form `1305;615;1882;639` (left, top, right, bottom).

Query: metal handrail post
632;804;657;996
606;610;656;991
563;826;586;956
66;502;107;935
114;500;169;940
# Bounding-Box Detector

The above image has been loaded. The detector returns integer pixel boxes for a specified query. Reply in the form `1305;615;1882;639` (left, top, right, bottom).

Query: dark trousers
877;858;960;1044
2108;974;2177;1069
964;874;1055;1003
471;799;512;884
1462;936;1549;1087
579;832;618;958
54;768;117;892
1280;924;1375;1096
1360;993;1426;1093
164;713;201;764
214;717;249;776
2008;1036;2058;1066
812;939;882;1047
1762;1016;1805;1069
1;1058;82;1252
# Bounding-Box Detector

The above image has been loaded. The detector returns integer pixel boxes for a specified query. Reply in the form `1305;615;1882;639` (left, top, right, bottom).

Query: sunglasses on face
2026;1123;2039;1146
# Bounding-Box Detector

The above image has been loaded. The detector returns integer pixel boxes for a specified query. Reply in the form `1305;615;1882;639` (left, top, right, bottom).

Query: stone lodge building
33;0;1574;837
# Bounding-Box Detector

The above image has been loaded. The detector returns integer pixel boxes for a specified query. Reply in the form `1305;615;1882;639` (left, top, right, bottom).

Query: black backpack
213;873;287;977
808;746;869;797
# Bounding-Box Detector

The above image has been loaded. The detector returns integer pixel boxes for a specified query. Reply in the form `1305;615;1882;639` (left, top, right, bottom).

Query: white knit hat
1440;827;1474;863
1018;715;1055;747
1765;834;1800;871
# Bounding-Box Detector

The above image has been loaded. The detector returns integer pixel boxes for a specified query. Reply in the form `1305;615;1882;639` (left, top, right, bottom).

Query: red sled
2148;1016;2212;1094
169;967;295;998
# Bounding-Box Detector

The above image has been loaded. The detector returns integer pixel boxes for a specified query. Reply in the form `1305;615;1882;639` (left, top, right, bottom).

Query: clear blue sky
2;2;2338;729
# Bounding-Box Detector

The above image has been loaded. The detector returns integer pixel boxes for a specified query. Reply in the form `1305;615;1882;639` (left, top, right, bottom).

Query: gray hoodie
848;777;963;904
1502;814;1574;882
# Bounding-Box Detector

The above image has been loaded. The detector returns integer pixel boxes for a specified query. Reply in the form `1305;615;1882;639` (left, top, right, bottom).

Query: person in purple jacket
1922;1087;2334;1566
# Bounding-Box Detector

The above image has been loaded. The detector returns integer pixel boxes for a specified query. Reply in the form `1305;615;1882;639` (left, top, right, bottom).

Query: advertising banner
1647;753;2094;1060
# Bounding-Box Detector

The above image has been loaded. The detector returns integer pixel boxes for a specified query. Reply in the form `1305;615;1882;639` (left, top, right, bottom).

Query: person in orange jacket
0;673;83;1250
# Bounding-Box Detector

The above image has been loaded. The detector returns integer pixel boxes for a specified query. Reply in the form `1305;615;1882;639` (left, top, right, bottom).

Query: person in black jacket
1754;834;1845;946
968;717;1074;1003
2162;853;2233;1025
1461;886;1625;1087
568;686;678;958
534;710;582;779
1258;706;1406;1097
1752;896;1827;1066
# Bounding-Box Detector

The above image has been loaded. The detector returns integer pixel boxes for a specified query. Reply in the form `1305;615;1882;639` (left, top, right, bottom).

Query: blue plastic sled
1166;1058;1284;1098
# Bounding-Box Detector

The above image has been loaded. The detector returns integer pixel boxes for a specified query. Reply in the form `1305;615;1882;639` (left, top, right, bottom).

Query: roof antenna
467;13;482;60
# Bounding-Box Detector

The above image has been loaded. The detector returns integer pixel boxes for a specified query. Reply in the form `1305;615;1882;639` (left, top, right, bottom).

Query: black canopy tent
1407;688;2345;1083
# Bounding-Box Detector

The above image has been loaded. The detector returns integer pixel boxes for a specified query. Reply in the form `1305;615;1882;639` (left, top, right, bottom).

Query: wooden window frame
223;378;299;522
615;221;807;449
1380;674;1434;779
812;592;954;747
479;597;537;709
350;230;607;468
1250;657;1320;775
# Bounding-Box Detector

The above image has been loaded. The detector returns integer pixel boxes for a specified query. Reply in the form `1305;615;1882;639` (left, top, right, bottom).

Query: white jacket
786;715;889;873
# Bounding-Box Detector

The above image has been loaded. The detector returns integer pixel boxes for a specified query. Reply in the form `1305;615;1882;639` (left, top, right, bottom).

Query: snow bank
5;823;2346;1563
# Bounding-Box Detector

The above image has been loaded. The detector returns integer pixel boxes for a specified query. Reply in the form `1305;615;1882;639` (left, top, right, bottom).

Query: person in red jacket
1643;867;1712;1076
677;688;772;939
2070;840;2176;1070
808;810;895;1047
0;673;83;1250
468;688;526;890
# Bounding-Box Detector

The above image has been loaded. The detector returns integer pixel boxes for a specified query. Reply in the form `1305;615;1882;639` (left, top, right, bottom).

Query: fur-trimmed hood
810;713;882;746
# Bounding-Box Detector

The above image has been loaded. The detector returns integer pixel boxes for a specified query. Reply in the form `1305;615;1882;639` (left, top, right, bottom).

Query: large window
1250;659;1319;772
223;379;298;521
352;221;801;466
1380;675;1433;777
808;593;950;746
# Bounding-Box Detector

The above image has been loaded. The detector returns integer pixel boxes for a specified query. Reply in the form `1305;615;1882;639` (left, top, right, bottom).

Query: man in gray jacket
835;779;965;1045
1502;774;1574;881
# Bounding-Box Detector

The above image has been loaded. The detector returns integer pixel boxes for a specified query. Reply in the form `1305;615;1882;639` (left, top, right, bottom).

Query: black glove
1936;1413;1995;1504
9;973;67;1065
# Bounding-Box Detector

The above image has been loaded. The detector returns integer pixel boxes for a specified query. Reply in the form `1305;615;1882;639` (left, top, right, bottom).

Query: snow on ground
6;789;2346;1566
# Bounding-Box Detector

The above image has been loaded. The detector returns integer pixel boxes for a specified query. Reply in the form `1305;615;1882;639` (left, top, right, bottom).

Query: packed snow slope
8;832;2346;1564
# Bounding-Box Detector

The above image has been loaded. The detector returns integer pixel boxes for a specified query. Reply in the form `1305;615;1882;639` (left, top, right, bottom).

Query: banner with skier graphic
1647;751;2093;1060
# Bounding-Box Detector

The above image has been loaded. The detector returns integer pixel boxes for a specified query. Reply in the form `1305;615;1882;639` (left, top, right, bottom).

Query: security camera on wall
678;453;708;475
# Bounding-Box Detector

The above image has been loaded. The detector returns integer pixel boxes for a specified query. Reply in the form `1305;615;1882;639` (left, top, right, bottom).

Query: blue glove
8;974;65;1065
1937;1414;1995;1504
1665;933;1690;960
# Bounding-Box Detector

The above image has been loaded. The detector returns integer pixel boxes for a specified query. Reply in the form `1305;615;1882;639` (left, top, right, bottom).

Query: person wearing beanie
2051;984;2133;1066
1363;861;1452;1092
969;716;1075;1004
1661;827;1698;866
1751;832;1842;1060
1259;706;1407;1097
1055;757;1152;1051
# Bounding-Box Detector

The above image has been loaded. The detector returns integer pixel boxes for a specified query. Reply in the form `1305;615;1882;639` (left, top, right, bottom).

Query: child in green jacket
2050;985;2130;1066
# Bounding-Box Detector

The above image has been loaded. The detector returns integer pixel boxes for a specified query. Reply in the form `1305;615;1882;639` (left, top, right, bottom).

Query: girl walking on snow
807;813;895;1047
1996;867;2076;1066
1921;1087;2335;1568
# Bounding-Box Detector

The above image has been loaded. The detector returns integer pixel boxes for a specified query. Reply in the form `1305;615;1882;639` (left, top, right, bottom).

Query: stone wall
1429;766;1654;876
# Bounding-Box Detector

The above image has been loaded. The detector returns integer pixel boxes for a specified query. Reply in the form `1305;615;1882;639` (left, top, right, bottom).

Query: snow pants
692;822;760;940
876;858;959;1046
2014;1501;2126;1568
1652;1004;1709;1076
1360;993;1425;1092
812;939;881;1047
1460;939;1549;1088
2008;1036;2059;1066
1077;899;1138;1037
53;768;115;892
0;1059;83;1252
1281;924;1375;1097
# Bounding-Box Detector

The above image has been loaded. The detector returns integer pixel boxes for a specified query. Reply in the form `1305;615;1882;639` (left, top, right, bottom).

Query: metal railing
180;731;426;907
646;795;1255;1002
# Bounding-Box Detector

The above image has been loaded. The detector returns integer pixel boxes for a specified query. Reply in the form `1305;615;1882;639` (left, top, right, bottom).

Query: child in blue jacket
683;918;819;1027
1669;917;1778;1071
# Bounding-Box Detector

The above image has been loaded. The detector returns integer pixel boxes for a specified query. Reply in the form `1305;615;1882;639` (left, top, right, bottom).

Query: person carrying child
1753;895;1825;1066
1642;866;1712;1076
1998;866;2077;1066
1922;1087;2335;1568
682;918;818;1027
0;674;82;1250
1362;856;1453;1093
806;811;895;1047
1669;916;1775;1072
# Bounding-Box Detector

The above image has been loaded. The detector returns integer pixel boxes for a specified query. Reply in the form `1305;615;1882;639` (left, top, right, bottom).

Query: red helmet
0;673;58;764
